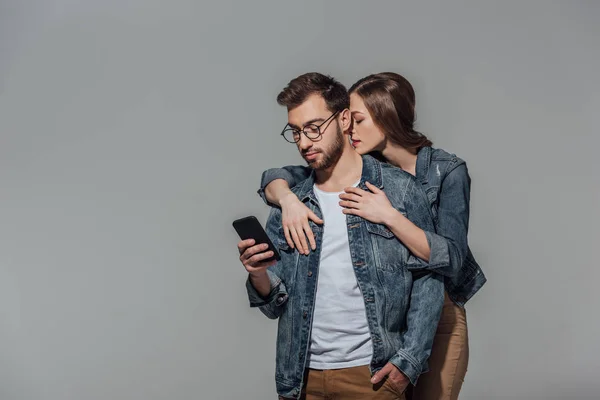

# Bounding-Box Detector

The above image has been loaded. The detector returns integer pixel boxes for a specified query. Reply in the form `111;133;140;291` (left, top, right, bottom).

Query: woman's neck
381;142;418;176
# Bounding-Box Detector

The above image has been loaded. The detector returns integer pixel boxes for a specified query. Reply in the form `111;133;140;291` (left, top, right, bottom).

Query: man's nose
297;134;312;151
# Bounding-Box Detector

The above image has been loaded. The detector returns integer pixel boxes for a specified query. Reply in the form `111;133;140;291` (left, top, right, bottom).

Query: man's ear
339;108;352;135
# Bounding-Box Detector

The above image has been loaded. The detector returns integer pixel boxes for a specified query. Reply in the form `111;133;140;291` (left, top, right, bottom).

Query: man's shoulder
287;169;315;199
265;207;283;235
378;159;417;184
289;179;310;200
376;160;419;202
379;160;412;176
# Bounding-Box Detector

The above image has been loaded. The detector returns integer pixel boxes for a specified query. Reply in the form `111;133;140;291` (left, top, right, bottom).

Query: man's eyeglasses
280;110;340;143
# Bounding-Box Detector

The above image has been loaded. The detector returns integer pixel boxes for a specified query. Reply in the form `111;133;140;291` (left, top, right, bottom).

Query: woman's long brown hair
349;72;432;150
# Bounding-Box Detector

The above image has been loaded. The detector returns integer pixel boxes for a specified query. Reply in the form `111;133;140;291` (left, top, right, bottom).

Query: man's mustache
301;149;321;156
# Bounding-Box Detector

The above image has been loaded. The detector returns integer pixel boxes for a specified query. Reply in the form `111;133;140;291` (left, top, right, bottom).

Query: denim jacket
248;155;444;399
257;147;486;307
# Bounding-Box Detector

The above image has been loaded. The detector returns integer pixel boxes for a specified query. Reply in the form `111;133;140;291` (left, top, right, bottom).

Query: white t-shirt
308;181;373;369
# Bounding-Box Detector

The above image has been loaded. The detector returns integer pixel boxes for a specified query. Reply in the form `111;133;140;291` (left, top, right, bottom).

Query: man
238;73;443;399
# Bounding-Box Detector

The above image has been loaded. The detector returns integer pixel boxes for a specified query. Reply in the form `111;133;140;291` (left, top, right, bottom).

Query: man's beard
302;125;345;170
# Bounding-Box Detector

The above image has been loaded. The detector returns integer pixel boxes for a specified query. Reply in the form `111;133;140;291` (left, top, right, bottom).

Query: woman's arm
398;163;471;277
257;165;322;254
341;163;471;278
340;181;432;261
383;208;431;261
258;165;312;206
264;180;296;208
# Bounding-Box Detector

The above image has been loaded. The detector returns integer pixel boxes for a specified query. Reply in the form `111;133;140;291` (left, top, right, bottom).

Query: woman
257;72;486;400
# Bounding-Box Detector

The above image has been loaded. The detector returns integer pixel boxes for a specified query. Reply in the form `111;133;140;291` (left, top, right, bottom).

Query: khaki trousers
280;365;406;400
408;292;469;400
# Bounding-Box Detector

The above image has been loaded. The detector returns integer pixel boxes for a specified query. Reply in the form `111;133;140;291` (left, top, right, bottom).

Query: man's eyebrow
288;118;326;129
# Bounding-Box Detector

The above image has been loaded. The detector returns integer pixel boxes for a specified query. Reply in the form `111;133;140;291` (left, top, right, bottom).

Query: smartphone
232;216;281;262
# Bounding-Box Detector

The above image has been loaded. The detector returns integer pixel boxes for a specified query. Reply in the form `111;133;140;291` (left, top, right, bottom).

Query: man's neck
314;144;362;192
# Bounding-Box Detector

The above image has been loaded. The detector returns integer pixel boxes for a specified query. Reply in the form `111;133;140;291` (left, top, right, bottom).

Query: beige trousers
409;292;469;400
280;365;405;400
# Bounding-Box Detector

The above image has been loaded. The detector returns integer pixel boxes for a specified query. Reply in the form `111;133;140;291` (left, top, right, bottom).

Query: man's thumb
370;368;387;384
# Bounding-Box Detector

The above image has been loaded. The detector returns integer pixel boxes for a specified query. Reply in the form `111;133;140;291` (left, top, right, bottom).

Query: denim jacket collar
415;146;432;185
295;155;384;203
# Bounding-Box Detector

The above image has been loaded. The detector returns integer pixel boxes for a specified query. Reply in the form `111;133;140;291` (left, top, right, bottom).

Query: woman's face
349;92;386;155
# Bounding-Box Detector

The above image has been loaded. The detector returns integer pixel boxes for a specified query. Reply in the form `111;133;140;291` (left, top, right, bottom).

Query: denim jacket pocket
365;221;395;239
365;222;406;272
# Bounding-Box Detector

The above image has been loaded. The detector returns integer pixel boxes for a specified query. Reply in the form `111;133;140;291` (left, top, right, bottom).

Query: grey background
1;1;598;399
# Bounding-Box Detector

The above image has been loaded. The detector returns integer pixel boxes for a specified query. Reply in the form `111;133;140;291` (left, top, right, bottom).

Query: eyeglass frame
280;110;341;143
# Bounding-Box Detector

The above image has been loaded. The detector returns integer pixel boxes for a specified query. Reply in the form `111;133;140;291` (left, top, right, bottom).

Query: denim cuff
245;270;288;310
424;231;451;269
257;168;296;207
389;349;426;386
405;231;451;275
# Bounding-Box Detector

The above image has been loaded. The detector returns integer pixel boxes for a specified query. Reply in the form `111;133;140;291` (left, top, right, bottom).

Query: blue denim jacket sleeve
245;210;289;319
389;180;444;384
389;271;444;385
257;165;312;207
245;269;288;319
405;163;471;279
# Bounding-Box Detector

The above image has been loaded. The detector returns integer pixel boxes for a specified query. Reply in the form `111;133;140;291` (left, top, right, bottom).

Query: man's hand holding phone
238;239;277;274
238;239;277;298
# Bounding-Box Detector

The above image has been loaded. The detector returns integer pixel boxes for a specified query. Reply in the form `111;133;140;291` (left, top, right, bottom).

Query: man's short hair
277;72;350;112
